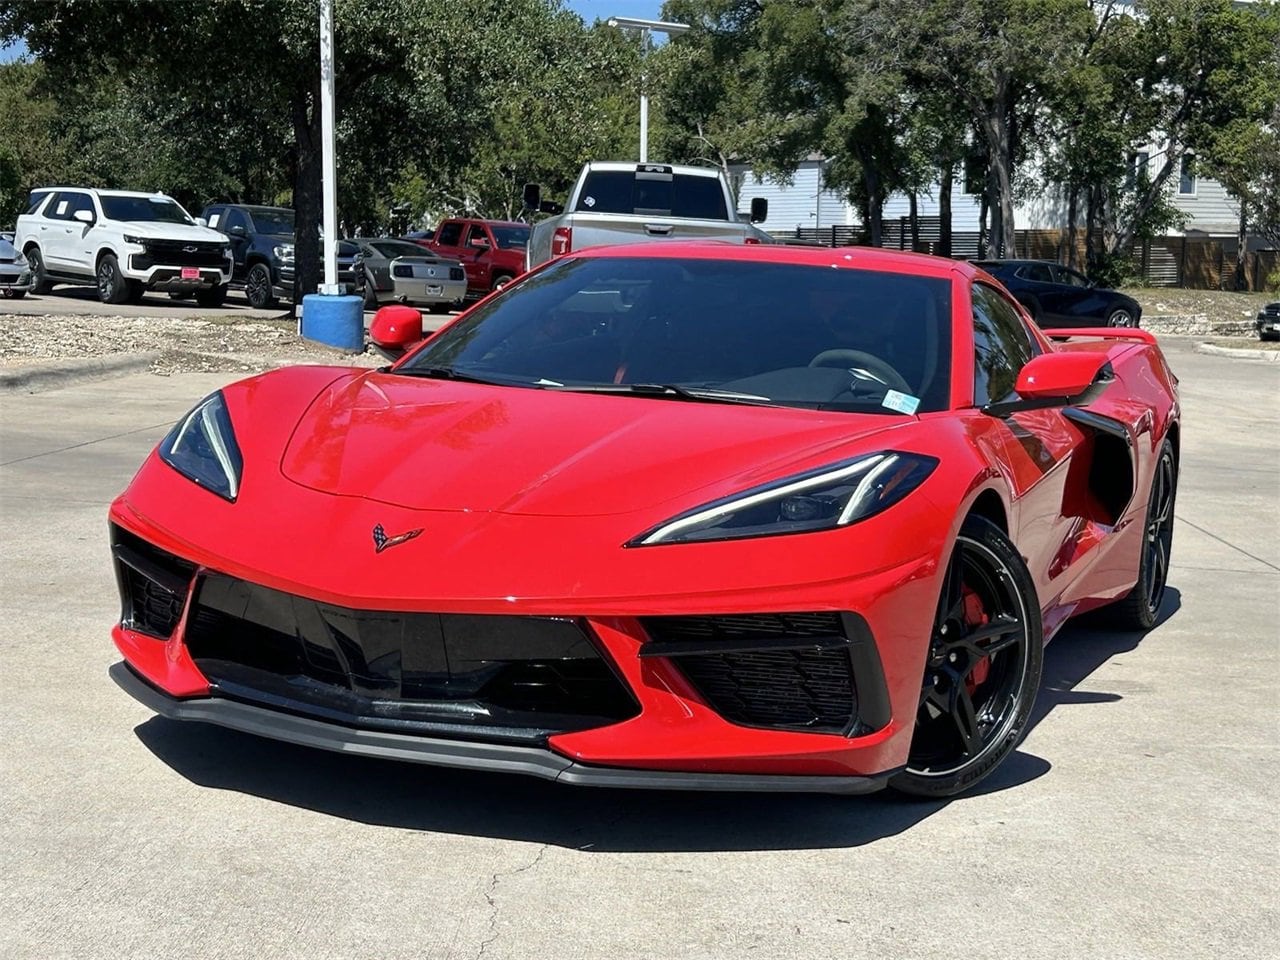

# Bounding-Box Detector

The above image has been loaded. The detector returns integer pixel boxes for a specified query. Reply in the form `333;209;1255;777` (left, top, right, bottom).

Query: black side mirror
522;183;542;211
229;225;246;237
750;197;768;223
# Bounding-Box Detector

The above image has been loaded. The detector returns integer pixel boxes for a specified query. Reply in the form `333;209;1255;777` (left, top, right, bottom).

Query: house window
1127;151;1149;189
1179;154;1197;196
962;153;984;195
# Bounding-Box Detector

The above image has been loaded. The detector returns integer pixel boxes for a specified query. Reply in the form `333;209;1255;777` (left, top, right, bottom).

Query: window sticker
583;195;596;208
882;389;921;415
56;200;69;216
208;214;221;228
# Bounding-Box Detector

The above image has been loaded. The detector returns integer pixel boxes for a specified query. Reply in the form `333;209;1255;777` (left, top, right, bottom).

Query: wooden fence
776;219;1279;292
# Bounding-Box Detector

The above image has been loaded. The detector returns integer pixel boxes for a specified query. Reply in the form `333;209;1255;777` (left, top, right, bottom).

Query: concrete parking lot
0;338;1276;960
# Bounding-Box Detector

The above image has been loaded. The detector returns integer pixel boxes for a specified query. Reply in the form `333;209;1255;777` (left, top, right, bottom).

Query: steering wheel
808;349;913;395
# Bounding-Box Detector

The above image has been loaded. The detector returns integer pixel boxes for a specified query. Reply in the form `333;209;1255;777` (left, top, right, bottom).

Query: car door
42;191;91;273
968;282;1092;625
1047;265;1101;325
220;208;252;280
464;223;493;291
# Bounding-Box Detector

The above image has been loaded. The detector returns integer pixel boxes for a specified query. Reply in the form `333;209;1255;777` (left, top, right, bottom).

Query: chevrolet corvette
108;243;1180;797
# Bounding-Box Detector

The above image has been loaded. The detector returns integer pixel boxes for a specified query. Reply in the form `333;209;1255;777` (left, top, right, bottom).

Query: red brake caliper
962;586;991;694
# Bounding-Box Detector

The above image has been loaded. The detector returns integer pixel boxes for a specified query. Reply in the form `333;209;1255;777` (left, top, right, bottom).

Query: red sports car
108;243;1179;797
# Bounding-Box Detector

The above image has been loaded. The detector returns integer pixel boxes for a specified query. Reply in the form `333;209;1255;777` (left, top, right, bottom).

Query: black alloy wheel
96;254;130;305
1107;307;1136;327
1104;438;1177;630
245;263;276;310
25;246;50;294
891;516;1043;798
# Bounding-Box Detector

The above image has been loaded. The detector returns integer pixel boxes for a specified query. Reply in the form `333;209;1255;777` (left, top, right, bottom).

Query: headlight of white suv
122;234;146;245
628;452;938;546
158;392;243;502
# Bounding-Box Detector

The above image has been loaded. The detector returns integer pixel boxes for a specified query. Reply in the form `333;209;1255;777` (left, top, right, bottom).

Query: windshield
100;196;194;225
401;256;952;414
248;208;295;235
490;225;530;249
575;170;728;220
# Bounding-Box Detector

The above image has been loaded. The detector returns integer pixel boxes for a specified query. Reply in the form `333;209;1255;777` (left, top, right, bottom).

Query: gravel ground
1126;287;1273;326
0;312;382;375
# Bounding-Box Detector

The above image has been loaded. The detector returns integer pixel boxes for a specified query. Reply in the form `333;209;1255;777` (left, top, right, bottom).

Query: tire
890;516;1044;799
126;282;146;304
245;262;276;310
1;289;26;300
427;302;452;314
24;246;51;294
1260;331;1279;343
1100;438;1177;630
492;273;515;292
363;272;378;309
96;254;130;305
1107;307;1135;327
196;284;228;308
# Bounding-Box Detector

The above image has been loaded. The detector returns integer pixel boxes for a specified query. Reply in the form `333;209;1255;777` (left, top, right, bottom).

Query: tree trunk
908;191;919;251
1084;182;1099;274
1236;201;1248;291
864;166;883;247
938;161;953;258
978;191;988;257
1065;183;1079;269
978;87;1015;258
290;76;323;314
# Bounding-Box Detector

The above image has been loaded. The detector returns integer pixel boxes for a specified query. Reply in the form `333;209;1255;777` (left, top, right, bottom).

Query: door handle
644;224;674;236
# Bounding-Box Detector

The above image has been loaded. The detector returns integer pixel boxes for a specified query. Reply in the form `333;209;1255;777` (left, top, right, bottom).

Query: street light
606;16;690;163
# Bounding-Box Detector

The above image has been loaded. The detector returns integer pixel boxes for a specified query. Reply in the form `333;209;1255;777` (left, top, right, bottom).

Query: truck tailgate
566;212;747;253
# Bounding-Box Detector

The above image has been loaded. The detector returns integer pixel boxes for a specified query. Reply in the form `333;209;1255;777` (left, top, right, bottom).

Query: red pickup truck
427;219;530;298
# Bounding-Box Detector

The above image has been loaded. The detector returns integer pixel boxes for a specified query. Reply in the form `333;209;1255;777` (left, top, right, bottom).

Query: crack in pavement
1175;515;1280;572
475;844;549;960
0;421;176;466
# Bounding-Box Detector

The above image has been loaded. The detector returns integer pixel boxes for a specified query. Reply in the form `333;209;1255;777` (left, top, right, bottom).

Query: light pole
606;16;690;163
318;0;339;295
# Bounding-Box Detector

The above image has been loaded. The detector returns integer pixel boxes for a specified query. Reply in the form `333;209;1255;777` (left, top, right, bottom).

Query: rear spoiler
1046;328;1157;345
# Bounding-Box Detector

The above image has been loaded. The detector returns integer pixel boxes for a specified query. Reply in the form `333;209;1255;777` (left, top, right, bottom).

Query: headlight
629;451;937;546
158;392;243;502
274;244;295;262
14;252;26;266
122;234;146;245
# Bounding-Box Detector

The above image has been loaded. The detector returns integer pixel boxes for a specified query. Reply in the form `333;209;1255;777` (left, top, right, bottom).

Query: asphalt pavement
0;338;1276;960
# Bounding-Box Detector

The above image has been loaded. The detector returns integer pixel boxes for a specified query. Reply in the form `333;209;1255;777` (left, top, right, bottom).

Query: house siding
730;161;853;231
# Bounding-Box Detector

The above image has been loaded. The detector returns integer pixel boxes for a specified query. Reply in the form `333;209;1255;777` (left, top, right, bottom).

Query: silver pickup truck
524;161;767;269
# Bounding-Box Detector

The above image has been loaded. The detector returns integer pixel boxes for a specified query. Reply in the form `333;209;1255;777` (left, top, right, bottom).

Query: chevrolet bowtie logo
372;523;423;553
182;245;198;253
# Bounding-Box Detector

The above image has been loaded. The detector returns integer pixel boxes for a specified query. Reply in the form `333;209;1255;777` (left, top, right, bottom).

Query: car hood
279;370;912;517
112;221;228;243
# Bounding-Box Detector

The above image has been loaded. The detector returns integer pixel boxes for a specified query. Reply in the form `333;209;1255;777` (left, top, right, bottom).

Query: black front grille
641;613;859;734
182;574;638;741
111;525;196;638
140;239;229;268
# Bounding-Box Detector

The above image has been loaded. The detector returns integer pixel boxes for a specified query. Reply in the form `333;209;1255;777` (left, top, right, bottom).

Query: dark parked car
200;204;363;309
1255;302;1280;342
973;259;1141;328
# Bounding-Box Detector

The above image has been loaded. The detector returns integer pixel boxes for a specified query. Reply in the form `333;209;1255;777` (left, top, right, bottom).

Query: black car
973;259;1142;328
200;204;363;309
1255;302;1280;342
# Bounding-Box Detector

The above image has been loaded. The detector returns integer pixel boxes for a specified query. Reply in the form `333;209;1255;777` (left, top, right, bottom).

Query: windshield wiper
392;365;522;386
547;383;773;406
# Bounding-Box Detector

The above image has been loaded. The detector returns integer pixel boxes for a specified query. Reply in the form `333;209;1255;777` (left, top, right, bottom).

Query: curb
1195;342;1280;362
0;352;160;393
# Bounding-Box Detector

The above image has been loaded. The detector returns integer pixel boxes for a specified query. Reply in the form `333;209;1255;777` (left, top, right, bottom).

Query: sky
0;2;668;63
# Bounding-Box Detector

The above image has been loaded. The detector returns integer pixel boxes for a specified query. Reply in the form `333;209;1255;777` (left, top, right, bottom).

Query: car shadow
130;588;1180;853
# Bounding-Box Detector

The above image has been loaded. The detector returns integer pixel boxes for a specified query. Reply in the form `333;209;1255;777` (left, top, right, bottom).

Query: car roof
574;241;973;279
31;187;176;200
583;161;723;179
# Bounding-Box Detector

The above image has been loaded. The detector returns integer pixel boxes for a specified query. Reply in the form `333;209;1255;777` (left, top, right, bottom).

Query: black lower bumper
110;662;890;795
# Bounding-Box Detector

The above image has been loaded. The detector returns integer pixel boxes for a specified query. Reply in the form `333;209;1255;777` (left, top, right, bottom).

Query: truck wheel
96;254;131;305
492;274;515;292
245;263;276;309
126;282;146;304
25;247;51;294
196;284;228;308
2;290;26;300
363;272;378;309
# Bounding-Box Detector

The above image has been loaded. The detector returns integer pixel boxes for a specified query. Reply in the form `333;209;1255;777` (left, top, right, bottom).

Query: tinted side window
203;206;225;230
436;222;463;246
465;224;489;246
1052;265;1089;288
1018;263;1053;283
25;191;52;216
972;283;1038;406
222;208;249;234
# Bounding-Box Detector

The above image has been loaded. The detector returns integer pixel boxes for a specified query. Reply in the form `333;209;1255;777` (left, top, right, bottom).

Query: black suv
972;259;1142;328
200;204;363;309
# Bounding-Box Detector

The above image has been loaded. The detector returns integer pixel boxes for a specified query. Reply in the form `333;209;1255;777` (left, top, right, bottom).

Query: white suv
15;188;233;305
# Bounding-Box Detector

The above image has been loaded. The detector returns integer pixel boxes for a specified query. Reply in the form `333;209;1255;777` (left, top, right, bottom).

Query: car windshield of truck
399;255;952;414
100;196;194;225
574;170;729;220
247;208;295;235
490;225;530;249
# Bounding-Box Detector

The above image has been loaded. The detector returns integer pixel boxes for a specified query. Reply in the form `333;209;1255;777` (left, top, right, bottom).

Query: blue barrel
300;294;364;352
